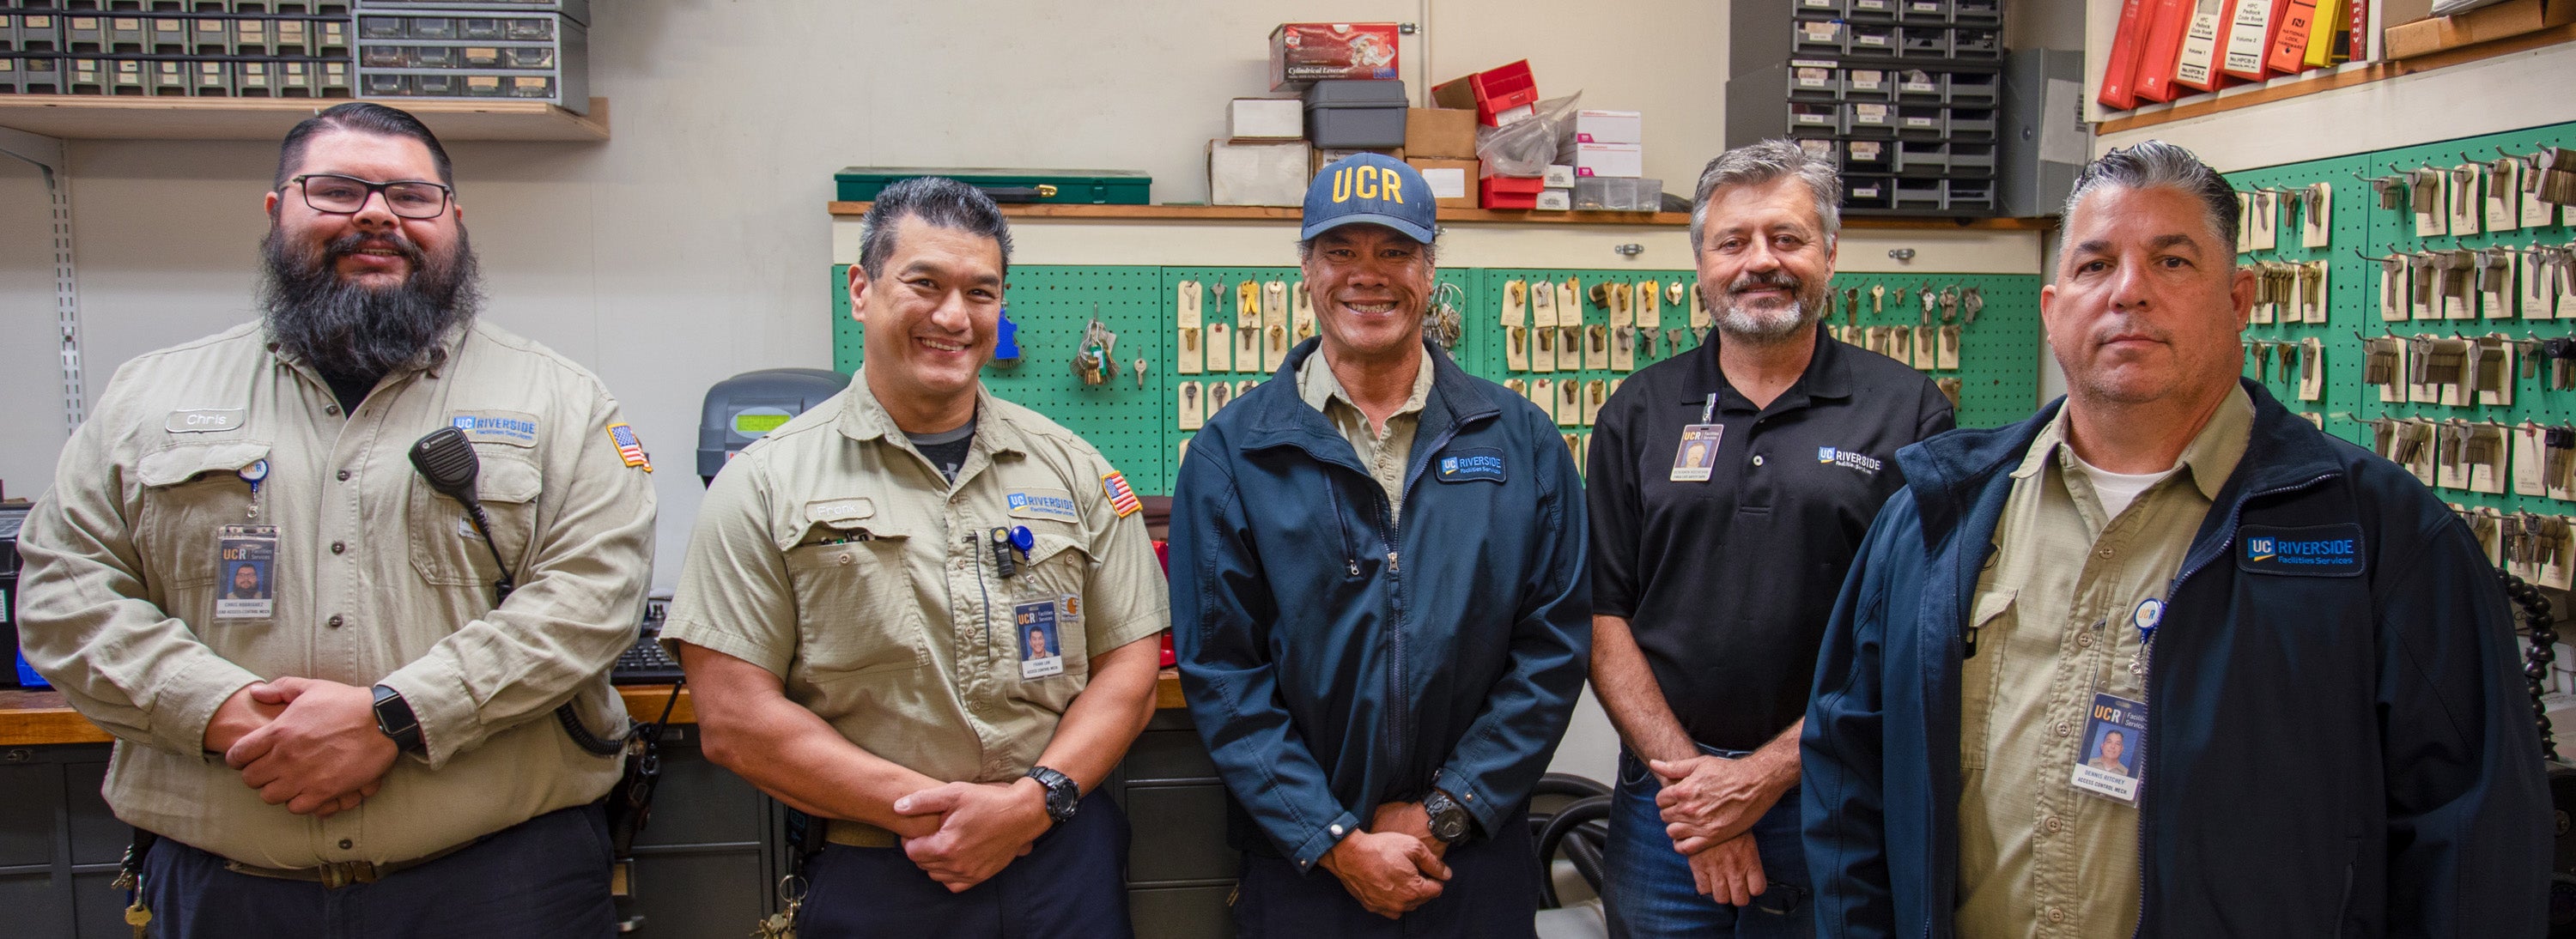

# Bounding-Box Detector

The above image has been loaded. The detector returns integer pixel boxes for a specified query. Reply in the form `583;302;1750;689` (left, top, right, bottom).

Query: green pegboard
2223;118;2576;518
833;263;2043;492
833;264;1174;494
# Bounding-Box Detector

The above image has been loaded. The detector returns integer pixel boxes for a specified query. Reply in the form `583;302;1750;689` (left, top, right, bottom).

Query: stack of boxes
2;2;355;98
1215;23;1418;208
1724;0;2007;216
353;0;588;112
1571;108;1659;212
1433;59;1540;209
1402;102;1477;209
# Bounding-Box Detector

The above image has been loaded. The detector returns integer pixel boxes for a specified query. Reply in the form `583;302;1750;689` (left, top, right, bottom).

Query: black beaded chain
2503;571;2561;756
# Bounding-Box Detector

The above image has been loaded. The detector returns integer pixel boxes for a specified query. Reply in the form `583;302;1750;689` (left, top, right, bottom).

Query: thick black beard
258;226;483;379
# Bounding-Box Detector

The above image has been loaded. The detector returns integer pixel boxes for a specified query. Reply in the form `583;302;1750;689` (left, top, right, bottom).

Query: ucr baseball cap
1302;153;1437;245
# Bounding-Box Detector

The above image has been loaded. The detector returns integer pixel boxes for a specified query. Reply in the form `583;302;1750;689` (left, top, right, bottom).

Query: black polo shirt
1587;326;1953;751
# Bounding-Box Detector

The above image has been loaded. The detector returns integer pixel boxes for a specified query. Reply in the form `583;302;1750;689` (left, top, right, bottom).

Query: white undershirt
2071;451;2175;520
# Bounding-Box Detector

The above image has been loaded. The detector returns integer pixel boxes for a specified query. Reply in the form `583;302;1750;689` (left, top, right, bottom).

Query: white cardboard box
1229;98;1306;140
1574;142;1643;178
1419;166;1470;199
1535;189;1572;211
1542;164;1577;188
1575;109;1643;144
1210;139;1313;207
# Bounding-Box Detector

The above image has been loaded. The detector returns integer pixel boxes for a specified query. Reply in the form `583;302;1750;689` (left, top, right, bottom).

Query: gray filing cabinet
0;730;786;939
0;709;1241;937
1114;708;1238;939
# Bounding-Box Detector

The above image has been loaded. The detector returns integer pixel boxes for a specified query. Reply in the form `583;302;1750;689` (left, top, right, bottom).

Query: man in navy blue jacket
1170;154;1592;936
1802;140;2549;937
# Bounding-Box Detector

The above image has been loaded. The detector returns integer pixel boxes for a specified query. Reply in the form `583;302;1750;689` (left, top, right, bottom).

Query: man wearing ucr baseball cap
1170;154;1593;936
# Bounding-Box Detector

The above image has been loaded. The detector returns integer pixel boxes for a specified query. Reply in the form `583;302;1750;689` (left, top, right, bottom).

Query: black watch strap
371;684;425;754
1026;765;1080;824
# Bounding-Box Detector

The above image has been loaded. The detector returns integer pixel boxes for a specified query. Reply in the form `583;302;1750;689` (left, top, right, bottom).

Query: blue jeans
1600;748;1813;939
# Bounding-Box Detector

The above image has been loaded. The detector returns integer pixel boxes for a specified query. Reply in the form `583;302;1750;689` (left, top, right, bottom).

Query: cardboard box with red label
1270;22;1401;91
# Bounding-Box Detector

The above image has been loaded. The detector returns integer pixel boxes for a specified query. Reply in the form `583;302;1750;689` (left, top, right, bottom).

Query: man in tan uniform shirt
667;177;1168;937
17;103;654;937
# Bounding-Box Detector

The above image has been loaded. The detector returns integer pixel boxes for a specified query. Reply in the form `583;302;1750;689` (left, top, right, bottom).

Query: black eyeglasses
287;173;453;220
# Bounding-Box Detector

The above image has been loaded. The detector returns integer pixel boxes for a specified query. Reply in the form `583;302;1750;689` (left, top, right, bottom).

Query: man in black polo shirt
1585;140;1953;937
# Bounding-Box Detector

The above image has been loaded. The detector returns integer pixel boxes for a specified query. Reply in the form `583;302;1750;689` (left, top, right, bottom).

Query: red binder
2099;0;2153;110
2133;0;2196;102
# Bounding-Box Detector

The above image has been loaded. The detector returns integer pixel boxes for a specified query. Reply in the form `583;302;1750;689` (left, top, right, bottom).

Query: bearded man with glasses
16;101;656;937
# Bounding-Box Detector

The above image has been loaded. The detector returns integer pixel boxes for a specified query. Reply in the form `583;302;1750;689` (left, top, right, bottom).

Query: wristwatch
371;684;425;754
1026;765;1080;824
1422;789;1472;845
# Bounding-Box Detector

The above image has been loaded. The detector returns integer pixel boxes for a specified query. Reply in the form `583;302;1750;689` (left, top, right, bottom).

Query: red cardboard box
1479;174;1544;209
1431;59;1540;126
1270;22;1401;91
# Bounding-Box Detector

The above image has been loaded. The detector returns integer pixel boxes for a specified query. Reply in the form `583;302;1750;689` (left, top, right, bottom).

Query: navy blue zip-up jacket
1803;379;2549;937
1171;338;1592;872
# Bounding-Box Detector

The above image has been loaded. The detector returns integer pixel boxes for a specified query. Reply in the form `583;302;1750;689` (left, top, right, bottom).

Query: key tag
1670;393;1723;482
1001;525;1067;680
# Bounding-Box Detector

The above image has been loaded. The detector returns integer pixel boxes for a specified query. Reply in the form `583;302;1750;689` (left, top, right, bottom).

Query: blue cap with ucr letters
1301;153;1437;245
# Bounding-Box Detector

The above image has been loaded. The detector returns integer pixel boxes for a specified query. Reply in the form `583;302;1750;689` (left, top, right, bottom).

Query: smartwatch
1422;789;1472;845
1026;765;1081;824
371;684;426;755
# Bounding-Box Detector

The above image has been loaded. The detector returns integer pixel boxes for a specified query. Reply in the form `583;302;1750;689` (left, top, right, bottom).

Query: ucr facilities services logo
2239;524;2363;576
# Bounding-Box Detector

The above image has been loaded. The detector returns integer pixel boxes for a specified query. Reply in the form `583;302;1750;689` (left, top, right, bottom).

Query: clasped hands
890;778;1055;893
1648;754;1789;908
207;677;398;818
1318;801;1454;919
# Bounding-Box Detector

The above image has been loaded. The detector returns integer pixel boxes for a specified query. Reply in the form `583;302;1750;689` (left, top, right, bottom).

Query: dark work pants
138;803;615;939
797;789;1133;939
1230;809;1540;939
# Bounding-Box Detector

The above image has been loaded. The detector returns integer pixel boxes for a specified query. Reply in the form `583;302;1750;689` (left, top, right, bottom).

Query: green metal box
833;167;1152;204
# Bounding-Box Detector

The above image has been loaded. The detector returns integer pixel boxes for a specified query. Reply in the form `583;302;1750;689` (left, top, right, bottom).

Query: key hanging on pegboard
1072;306;1119;387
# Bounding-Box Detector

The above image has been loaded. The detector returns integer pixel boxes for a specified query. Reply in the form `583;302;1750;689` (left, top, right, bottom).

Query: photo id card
1670;425;1724;482
1014;594;1074;680
215;524;277;620
2071;692;2147;803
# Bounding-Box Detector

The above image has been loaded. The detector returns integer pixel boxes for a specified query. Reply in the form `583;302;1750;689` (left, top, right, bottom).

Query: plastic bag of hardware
1475;94;1582;178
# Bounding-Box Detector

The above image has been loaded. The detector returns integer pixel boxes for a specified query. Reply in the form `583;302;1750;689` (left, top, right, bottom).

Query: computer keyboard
613;632;685;684
611;598;685;684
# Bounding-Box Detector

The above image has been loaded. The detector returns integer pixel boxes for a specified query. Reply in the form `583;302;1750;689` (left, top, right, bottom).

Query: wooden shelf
827;200;2054;231
0;94;610;142
2098;25;2573;135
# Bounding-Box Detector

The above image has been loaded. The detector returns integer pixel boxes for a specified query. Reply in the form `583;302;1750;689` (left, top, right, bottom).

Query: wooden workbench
0;669;1190;748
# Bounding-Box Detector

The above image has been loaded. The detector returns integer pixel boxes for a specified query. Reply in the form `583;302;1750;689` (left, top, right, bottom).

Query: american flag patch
608;423;653;471
1101;470;1141;518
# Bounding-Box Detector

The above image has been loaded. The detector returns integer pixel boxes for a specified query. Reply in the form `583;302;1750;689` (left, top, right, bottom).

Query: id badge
214;524;277;620
2070;692;2147;803
1013;595;1072;680
1670;425;1723;482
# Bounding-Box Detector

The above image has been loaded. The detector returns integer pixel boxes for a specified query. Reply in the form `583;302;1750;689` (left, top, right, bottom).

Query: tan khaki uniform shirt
1297;346;1434;522
18;320;658;868
1955;386;2252;939
663;374;1168;791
